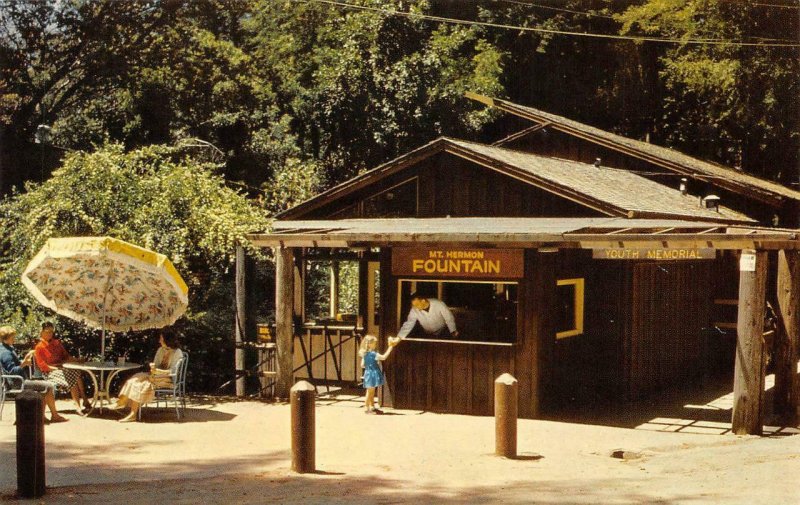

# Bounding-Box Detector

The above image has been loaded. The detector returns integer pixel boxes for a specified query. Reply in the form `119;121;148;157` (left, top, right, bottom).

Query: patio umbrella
21;236;189;359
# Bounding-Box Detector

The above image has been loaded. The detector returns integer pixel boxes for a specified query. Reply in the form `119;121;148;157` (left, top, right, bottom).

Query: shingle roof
279;137;755;223
466;92;800;205
445;138;754;223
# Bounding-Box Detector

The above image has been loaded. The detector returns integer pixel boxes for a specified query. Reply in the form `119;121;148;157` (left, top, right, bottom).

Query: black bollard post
290;381;316;473
16;390;45;498
494;373;518;459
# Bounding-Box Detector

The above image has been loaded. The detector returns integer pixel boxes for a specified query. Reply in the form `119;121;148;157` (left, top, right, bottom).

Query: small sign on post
739;249;757;272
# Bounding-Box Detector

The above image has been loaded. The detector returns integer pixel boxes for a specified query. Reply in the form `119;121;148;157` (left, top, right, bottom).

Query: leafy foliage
0;144;269;390
615;0;800;181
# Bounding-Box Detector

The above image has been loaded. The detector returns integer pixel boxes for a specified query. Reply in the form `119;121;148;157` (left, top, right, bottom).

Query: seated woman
113;330;184;423
34;321;91;413
0;325;67;423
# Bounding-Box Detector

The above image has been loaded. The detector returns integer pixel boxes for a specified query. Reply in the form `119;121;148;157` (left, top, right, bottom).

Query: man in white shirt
391;292;459;344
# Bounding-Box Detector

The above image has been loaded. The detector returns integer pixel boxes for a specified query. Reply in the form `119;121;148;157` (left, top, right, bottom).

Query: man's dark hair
41;321;54;330
409;291;426;301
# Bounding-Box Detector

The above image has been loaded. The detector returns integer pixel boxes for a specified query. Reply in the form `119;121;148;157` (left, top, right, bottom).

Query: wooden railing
294;325;363;387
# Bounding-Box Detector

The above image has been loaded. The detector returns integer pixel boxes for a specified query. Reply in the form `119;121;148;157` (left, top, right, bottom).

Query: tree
616;0;800;183
0;143;270;390
0;0;175;191
245;0;505;182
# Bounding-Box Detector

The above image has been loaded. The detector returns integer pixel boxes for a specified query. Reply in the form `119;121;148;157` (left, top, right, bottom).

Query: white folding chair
139;353;189;421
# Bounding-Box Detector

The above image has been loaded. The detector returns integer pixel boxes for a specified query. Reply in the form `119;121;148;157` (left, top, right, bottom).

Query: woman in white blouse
112;330;184;423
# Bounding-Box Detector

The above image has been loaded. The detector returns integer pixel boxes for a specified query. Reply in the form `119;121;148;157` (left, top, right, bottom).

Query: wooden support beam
732;249;768;435
235;245;246;398
516;250;557;418
773;250;800;422
275;246;296;399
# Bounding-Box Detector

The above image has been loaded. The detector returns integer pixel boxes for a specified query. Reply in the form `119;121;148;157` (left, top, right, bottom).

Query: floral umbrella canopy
21;237;189;359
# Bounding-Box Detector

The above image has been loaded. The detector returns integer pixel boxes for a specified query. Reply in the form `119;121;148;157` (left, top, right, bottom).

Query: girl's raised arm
377;340;397;361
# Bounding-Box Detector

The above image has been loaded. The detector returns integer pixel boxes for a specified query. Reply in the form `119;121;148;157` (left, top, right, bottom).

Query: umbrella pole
101;304;106;361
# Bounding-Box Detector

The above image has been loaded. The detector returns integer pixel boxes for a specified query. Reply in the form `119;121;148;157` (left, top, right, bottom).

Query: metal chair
30;355;69;395
139;352;189;421
0;372;25;420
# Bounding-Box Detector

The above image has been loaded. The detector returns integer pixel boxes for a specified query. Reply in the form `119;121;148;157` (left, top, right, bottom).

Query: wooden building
247;95;800;435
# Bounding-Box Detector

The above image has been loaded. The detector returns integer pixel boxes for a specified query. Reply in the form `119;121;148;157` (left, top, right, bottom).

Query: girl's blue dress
362;351;385;388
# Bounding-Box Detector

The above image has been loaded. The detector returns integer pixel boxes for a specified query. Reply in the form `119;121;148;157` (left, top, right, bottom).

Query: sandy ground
1;378;799;505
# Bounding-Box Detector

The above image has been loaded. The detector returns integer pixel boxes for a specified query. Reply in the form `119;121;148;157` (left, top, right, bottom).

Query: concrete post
290;380;316;473
495;373;518;458
16;390;45;498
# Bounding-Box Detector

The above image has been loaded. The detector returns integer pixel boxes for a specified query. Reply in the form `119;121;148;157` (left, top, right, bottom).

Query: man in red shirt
34;322;91;412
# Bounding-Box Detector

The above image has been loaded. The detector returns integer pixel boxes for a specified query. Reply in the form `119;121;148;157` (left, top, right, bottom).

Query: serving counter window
396;279;518;344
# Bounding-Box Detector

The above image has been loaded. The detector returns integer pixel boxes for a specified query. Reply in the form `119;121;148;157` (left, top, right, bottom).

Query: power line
296;0;800;48
495;0;614;19
495;0;795;43
752;1;800;8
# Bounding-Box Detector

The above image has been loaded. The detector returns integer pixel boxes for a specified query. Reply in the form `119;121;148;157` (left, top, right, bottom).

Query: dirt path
1;393;798;504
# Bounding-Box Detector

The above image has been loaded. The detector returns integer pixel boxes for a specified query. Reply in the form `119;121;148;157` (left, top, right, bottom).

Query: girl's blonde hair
0;325;17;343
358;334;378;357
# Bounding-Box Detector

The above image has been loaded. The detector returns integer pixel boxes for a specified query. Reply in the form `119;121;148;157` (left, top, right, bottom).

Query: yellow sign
392;248;524;278
592;248;715;260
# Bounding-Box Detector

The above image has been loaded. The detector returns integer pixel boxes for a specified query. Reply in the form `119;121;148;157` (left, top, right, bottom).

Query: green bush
0;143;270;392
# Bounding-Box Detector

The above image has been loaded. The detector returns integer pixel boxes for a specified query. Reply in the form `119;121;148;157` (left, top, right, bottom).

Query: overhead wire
494;0;614;19
495;0;796;43
295;0;800;48
752;1;800;8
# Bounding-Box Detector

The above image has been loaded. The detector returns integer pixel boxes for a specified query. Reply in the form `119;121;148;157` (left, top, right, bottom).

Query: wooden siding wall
383;248;550;417
549;252;721;405
625;261;716;399
382;246;720;415
416;155;599;218
303;152;602;219
550;252;627;407
506;130;792;226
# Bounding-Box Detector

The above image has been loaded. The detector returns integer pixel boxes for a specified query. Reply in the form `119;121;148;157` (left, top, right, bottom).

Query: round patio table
63;361;142;416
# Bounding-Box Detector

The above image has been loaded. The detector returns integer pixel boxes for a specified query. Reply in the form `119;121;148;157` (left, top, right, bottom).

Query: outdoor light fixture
679;177;688;195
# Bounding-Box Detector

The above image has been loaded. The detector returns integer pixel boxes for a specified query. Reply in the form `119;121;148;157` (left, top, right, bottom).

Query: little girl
359;334;397;414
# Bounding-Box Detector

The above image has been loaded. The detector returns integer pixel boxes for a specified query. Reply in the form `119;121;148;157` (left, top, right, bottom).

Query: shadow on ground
2;468;718;505
542;371;800;436
0;437;288;494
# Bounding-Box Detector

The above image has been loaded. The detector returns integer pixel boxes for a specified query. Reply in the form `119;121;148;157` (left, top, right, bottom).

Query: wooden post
494;373;518;458
235;245;246;398
275;246;295;399
16;390;45;498
774;250;800;422
290;380;316;473
329;261;340;318
732;249;768;435
516;249;557;419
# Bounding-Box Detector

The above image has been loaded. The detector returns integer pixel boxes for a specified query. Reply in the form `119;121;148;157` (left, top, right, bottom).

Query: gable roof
466;92;800;207
446;139;753;223
279;137;754;224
